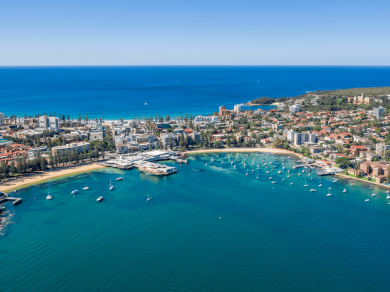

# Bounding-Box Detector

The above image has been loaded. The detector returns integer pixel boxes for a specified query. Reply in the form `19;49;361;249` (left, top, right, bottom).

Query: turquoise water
1;66;390;119
2;152;390;292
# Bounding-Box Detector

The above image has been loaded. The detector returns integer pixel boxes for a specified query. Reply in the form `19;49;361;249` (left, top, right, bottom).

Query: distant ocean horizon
1;66;390;120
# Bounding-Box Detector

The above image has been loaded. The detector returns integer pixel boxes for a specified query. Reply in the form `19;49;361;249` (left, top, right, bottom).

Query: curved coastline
184;147;303;158
0;164;105;193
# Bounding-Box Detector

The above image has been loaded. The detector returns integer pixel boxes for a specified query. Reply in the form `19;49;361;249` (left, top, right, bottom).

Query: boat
269;177;272;180
332;179;337;183
116;177;124;181
246;173;248;176
46;185;52;200
234;165;236;168
372;193;376;197
365;199;370;202
205;163;207;165
211;158;214;162
304;178;308;187
278;171;281;174
266;171;269;173
109;180;114;191
71;190;78;195
302;170;305;173
319;184;322;187
282;179;285;181
387;195;390;199
97;196;104;202
327;189;332;196
310;189;316;192
271;181;276;184
147;194;152;201
83;186;89;190
287;175;290;178
290;183;293;185
351;183;354;186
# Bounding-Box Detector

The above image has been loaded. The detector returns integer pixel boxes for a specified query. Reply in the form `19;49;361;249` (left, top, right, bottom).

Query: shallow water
1;153;390;292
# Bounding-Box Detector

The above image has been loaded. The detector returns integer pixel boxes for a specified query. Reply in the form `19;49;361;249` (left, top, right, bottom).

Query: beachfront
0;163;104;192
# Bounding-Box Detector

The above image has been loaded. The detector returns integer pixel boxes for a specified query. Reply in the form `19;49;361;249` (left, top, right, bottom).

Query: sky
1;0;390;66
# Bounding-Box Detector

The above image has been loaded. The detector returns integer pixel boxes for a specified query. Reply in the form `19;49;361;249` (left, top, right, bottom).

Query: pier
0;192;23;205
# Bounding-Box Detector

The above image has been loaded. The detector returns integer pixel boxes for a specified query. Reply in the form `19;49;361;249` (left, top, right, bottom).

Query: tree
335;157;351;169
40;157;46;171
273;139;283;149
10;162;16;176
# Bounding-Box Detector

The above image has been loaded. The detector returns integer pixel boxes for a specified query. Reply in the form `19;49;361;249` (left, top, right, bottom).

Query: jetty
0;192;23;205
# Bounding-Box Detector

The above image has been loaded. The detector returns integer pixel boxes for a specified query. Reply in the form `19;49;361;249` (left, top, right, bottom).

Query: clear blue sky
1;0;390;65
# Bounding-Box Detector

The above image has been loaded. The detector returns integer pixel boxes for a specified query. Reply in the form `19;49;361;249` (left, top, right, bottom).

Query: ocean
1;66;390;119
2;153;390;292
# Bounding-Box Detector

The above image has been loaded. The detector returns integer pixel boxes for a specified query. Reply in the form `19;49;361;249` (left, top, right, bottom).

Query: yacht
310;189;316;192
46;185;51;200
290;182;294;185
266;171;269;173
372;193;376;197
109;180;114;191
327;189;332;196
302;169;305;173
234;165;236;168
269;177;272;180
278;171;281;174
365;199;370;202
271;181;277;184
97;196;104;202
147;194;152;202
71;190;78;195
116;177;124;181
304;179;308;187
386;195;390;199
83;186;89;190
319;184;322;187
343;189;347;193
287;175;290;178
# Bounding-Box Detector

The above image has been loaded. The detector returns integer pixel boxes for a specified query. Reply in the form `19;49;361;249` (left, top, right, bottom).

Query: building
234;105;242;113
193;115;219;125
190;131;201;143
286;129;296;142
0;112;4;126
373;106;385;119
293;132;315;146
289;104;301;113
116;143;128;154
52;142;91;156
160;134;176;147
27;146;50;158
38;115;48;129
59;121;81;128
48;117;59;131
38;115;59;131
376;142;390;157
219;105;227;117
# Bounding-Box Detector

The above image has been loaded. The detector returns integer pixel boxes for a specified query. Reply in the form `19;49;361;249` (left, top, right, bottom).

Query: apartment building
52;142;90;156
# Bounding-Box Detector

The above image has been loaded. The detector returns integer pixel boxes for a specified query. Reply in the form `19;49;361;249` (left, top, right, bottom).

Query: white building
287;129;296;142
160;133;176;147
48;117;59;131
234;105;242;113
38;115;59;131
289;105;301;113
293;132;316;146
27;146;50;158
0;112;4;126
193;115;219;125
52;142;91;156
376;142;390;156
373;106;385;119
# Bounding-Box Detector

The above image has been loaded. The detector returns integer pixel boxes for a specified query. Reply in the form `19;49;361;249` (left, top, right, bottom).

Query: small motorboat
290;183;294;185
343;189;347;193
116;177;124;181
46;195;52;200
282;179;285;181
266;171;269;173
83;186;89;190
97;196;104;202
71;190;78;195
271;181;277;184
319;184;322;187
365;199;370;202
372;193;376;197
269;177;272;180
310;189;316;192
278;171;281;174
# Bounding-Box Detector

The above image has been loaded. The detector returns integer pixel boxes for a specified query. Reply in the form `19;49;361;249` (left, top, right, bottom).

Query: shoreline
335;173;390;189
0;164;105;192
184;147;303;158
246;102;280;106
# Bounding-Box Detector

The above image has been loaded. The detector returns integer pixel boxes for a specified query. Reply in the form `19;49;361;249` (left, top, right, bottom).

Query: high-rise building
0;112;4;126
48;117;59;131
293;132;316;146
287;129;296;141
234;105;242;113
39;115;48;129
373;106;385;119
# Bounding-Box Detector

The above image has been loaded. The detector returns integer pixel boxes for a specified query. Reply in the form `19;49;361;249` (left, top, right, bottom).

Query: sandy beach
185;147;303;158
0;163;105;193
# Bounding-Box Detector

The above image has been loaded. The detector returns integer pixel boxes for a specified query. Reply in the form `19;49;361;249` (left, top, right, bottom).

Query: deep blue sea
2;153;390;292
1;66;390;119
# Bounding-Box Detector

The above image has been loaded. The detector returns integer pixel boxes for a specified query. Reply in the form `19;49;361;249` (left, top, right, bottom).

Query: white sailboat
109;179;114;191
83;185;89;190
46;185;52;200
304;178;308;187
147;194;152;201
327;188;332;196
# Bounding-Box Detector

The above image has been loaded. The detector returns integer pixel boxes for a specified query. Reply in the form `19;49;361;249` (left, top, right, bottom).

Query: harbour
2;152;390;292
